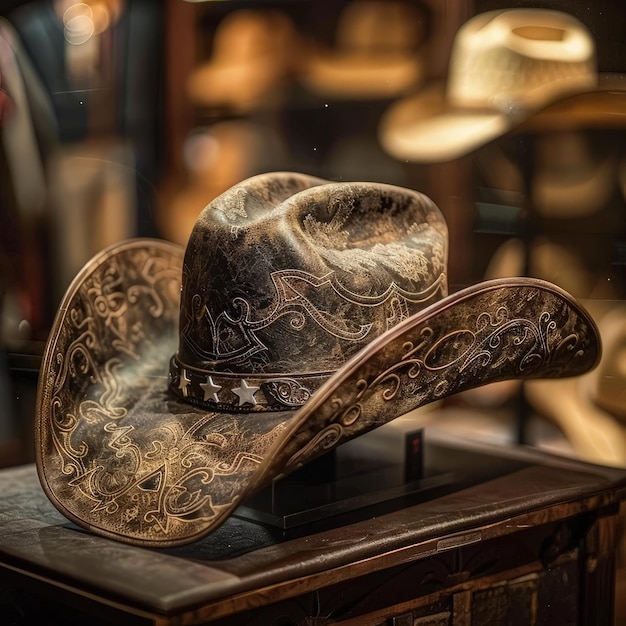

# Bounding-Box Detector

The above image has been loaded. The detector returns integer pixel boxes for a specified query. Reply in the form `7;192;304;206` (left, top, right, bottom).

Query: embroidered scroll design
263;378;313;407
42;243;287;543
49;249;181;482
284;293;594;472
182;268;446;366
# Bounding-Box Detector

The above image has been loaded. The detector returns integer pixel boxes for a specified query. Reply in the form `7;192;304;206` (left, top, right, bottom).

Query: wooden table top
1;431;626;623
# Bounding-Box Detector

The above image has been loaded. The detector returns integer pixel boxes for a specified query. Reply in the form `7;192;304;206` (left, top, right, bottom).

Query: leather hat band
169;355;332;412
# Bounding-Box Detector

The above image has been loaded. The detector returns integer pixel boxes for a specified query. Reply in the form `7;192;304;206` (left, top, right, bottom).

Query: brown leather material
171;172;448;411
35;172;601;547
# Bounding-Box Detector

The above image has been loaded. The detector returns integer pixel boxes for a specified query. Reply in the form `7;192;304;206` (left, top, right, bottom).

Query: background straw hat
380;8;601;163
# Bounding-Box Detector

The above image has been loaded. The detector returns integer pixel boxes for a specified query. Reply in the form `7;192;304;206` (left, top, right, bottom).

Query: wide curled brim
379;85;509;163
302;52;423;100
380;79;626;164
36;239;601;547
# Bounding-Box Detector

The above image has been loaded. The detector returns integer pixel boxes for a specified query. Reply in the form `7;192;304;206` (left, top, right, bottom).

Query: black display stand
236;428;528;529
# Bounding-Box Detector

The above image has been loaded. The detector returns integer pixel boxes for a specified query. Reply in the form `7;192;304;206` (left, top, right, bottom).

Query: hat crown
171;173;448;412
214;10;296;62
336;1;424;54
447;9;596;114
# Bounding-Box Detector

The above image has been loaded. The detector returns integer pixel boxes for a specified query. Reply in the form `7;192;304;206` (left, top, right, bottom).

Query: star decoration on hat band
200;376;222;403
232;379;260;406
169;356;329;411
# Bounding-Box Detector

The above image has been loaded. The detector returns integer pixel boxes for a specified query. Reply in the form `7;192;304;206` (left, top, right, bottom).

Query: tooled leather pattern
39;245;598;546
279;282;600;473
171;269;447;410
172;174;448;411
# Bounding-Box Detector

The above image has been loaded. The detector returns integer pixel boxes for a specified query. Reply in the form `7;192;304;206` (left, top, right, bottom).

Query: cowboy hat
379;8;608;163
36;172;600;547
301;0;425;100
186;9;300;113
475;130;619;220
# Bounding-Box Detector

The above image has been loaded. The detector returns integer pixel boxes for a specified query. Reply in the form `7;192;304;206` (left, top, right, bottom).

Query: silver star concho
232;379;260;406
178;368;191;397
200;376;222;403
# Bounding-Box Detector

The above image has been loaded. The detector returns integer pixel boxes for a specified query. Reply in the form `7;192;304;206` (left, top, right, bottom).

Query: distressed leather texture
35;172;601;547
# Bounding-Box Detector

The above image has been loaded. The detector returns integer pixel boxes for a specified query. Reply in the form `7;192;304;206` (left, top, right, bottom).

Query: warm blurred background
1;0;626;620
0;0;625;535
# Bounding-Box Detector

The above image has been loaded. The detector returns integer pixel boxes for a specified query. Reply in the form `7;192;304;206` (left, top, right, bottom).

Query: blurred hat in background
302;0;425;100
475;130;619;219
586;306;626;423
187;9;300;113
160;121;286;245
532;131;618;218
380;8;602;162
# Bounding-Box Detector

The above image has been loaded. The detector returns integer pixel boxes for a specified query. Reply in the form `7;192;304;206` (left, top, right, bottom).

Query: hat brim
303;52;423;100
379;85;510;163
380;80;626;164
36;239;600;547
186;58;287;111
516;85;626;133
532;153;616;219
